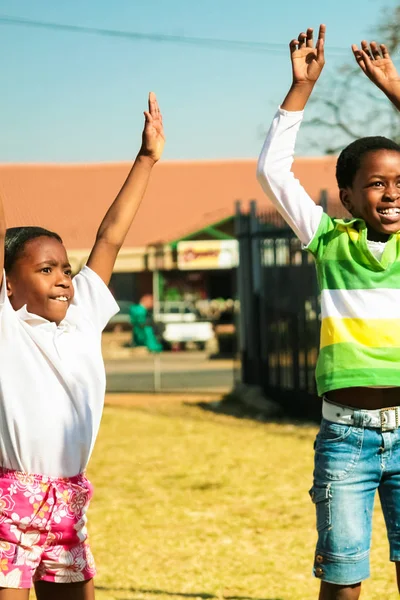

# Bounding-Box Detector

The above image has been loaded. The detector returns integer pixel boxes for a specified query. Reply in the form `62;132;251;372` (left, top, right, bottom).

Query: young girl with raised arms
0;93;164;600
257;24;400;600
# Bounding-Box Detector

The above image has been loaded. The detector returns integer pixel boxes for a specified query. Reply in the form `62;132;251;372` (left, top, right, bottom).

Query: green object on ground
129;304;162;353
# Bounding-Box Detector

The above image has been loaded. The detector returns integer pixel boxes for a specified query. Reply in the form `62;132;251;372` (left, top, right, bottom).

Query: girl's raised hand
139;92;165;163
352;41;400;98
290;24;325;85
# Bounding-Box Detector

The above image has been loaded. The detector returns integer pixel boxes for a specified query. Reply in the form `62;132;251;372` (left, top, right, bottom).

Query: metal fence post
319;189;328;212
235;201;250;384
236;202;321;419
249;200;262;385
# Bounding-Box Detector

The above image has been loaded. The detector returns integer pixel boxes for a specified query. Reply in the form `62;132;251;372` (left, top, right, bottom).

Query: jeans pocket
309;485;331;532
314;420;364;481
319;419;353;443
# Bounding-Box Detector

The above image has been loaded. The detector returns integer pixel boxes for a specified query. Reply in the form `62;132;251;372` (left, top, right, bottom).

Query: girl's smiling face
6;236;74;324
340;149;400;242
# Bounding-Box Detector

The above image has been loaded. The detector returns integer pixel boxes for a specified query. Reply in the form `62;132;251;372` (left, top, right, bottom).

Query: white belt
322;398;400;432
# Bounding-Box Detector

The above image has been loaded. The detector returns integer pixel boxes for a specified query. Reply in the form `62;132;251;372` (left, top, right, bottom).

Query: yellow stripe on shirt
320;317;400;349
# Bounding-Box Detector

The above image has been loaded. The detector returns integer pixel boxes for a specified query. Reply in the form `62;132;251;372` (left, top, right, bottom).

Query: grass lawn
33;395;400;599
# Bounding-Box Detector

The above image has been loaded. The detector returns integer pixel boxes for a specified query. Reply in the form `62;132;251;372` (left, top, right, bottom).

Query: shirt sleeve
72;266;120;332
256;107;324;246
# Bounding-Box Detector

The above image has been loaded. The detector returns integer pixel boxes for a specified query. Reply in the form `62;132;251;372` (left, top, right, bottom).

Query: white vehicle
156;302;213;349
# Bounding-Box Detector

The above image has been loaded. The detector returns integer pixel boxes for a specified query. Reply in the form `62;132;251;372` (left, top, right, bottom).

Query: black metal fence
235;200;322;419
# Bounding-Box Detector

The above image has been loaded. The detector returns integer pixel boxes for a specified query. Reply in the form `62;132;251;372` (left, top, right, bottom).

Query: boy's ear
6;278;13;298
339;188;353;213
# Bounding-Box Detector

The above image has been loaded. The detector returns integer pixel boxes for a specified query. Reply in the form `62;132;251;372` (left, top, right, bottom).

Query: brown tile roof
0;155;343;250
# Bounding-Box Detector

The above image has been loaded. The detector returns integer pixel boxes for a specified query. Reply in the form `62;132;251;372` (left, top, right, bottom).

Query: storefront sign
177;240;238;270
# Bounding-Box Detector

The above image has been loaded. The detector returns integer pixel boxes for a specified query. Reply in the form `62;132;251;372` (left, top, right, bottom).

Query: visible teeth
54;296;68;302
379;208;400;215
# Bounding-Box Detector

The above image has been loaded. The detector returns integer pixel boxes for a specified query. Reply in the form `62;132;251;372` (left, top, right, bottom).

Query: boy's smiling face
340;149;400;242
6;236;74;324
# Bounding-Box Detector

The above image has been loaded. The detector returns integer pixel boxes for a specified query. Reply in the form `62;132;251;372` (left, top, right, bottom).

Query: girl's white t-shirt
0;265;119;478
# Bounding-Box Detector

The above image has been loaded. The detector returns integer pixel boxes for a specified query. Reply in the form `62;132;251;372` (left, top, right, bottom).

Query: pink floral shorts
0;468;96;589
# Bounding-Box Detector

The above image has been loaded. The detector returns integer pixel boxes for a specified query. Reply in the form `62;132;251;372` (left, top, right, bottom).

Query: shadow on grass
95;587;283;600
189;379;322;426
190;397;320;428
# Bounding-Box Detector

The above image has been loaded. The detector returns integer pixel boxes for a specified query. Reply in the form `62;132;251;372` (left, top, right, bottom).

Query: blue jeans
310;416;400;585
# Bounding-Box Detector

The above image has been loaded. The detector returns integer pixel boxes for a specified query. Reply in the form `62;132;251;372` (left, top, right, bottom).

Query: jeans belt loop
352;410;363;428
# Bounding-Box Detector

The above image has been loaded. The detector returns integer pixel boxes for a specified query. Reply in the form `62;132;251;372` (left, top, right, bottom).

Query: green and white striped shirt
257;108;400;396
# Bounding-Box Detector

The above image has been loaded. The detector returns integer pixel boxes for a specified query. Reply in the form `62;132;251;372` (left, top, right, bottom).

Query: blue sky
0;0;396;162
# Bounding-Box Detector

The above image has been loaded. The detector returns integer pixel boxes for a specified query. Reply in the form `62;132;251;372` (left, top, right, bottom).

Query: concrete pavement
103;331;237;393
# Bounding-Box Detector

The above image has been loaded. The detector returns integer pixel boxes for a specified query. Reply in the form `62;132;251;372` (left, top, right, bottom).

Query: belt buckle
380;407;399;431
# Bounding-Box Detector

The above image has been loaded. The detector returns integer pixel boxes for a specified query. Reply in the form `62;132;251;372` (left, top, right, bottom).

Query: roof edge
0;154;338;169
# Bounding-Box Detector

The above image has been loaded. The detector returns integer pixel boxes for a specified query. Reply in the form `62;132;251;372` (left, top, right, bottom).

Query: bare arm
352;41;400;111
87;92;165;285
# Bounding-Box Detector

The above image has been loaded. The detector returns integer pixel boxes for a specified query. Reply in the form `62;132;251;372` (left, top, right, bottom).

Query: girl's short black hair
4;226;63;273
336;136;400;189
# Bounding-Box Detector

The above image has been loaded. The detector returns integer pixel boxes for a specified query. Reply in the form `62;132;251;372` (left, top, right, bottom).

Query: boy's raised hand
290;24;325;85
352;42;400;102
139;92;165;163
281;24;325;111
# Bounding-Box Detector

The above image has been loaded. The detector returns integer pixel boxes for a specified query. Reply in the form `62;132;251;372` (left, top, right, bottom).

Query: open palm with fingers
290;24;325;85
140;92;165;163
352;41;400;95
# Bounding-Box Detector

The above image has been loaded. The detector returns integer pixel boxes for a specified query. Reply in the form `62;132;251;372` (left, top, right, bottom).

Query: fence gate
236;201;321;419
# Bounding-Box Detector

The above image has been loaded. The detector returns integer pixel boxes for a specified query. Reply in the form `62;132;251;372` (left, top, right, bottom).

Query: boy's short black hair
5;226;63;273
336;136;400;189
